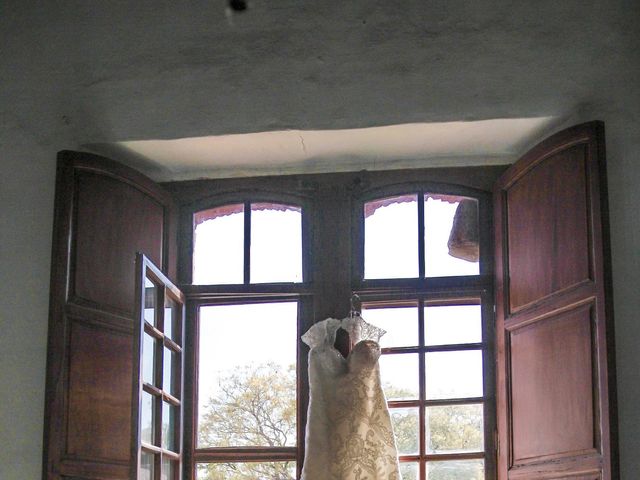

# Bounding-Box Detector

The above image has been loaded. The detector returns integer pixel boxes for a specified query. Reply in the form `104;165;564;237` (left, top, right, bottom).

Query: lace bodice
301;316;400;480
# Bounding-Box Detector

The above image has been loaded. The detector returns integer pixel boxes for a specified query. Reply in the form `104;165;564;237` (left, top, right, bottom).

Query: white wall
1;135;58;478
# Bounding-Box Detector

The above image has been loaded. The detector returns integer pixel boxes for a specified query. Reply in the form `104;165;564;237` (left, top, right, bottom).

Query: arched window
357;189;491;480
192;202;303;285
184;178;495;480
187;195;309;478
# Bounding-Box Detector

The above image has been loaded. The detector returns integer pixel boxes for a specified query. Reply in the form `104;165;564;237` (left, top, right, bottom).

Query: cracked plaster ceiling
2;1;638;179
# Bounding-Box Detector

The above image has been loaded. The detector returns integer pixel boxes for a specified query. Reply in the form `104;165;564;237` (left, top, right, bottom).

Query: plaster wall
1;2;639;479
1;134;58;478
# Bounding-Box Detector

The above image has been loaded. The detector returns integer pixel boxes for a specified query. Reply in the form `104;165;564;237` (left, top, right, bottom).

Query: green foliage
197;366;483;479
198;363;296;449
427;405;483;453
427;460;484;480
198;363;296;480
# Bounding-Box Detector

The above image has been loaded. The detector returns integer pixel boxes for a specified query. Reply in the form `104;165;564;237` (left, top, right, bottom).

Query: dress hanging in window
301;316;400;480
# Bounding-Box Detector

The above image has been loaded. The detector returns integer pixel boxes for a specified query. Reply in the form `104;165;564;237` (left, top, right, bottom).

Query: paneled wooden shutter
43;151;176;479
494;122;618;479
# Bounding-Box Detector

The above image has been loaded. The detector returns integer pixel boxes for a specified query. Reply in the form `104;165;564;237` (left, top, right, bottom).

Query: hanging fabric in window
301;316;400;480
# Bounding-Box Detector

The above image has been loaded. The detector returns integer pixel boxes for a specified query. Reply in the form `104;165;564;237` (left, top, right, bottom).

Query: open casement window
133;254;186;480
494;122;618;479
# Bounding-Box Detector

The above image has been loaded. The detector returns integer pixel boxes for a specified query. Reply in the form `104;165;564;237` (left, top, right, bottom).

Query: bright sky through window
365;195;419;279
193;204;302;284
197;302;298;447
193;205;244;284
365;196;479;279
250;204;302;283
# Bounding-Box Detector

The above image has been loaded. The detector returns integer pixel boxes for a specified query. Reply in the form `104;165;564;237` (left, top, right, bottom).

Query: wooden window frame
177;191;315;480
166;168;501;480
133;254;186;480
185;294;313;479
353;184;495;480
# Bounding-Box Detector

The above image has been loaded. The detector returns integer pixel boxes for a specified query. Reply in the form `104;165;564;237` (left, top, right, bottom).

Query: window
357;192;491;480
44;125;616;480
186;200;309;479
133;255;186;480
192;202;303;285
181;176;495;480
363;301;487;480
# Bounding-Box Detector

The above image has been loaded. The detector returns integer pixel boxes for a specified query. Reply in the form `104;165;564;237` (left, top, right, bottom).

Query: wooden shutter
494;122;618;479
43;151;176;479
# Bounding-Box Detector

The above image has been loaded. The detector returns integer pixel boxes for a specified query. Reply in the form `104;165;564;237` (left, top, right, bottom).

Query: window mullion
418;191;425;279
418;297;426;479
244;201;251;285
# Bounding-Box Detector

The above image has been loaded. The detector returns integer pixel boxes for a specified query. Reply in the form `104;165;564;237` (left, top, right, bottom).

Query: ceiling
91;117;554;180
2;1;638;179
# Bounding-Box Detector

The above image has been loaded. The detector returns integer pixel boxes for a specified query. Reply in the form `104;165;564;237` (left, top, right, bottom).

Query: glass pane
196;462;296;480
390;407;419;454
193;204;244;285
163;347;179;398
425;350;483;400
198;303;298;447
425;195;479;277
161;457;177;480
141;391;155;445
425;304;482;346
144;277;157;326
399;462;419;480
164;294;180;343
250;203;302;283
361;306;418;348
161;401;178;452
426;459;484;480
140;451;155;480
143;333;156;386
379;353;419;400
365;194;419;279
426;404;484;453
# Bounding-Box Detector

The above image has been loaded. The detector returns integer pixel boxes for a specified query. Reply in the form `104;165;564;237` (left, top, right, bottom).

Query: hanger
334;294;361;358
349;293;361;319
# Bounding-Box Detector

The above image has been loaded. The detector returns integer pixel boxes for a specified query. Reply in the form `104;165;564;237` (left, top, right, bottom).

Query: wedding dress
300;315;400;480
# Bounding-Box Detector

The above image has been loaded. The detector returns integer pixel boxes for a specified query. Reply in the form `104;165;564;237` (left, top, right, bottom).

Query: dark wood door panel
495;122;617;480
506;144;591;313
509;305;595;464
555;475;600;480
508;468;601;480
74;171;164;314
554;476;600;480
506;450;602;480
44;151;176;480
66;320;132;463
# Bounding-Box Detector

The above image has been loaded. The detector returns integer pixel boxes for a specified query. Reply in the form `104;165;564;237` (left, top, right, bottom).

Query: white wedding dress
300;316;400;480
